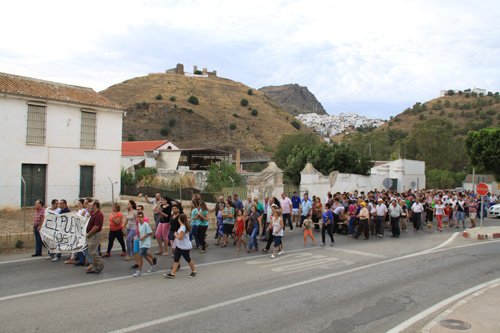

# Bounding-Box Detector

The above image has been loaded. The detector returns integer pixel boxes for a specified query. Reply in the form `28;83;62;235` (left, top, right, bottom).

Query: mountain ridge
259;84;327;116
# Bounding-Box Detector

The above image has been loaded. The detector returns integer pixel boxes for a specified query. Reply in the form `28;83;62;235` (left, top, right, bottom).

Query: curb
462;229;500;240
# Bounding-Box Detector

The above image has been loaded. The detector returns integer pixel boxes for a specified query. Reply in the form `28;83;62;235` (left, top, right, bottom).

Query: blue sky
1;0;498;119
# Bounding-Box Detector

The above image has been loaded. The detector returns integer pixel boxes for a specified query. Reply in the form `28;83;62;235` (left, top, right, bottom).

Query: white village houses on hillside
0;72;124;208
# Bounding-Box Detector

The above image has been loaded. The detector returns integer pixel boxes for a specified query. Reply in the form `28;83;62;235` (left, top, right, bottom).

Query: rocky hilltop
100;69;315;157
259;84;327;116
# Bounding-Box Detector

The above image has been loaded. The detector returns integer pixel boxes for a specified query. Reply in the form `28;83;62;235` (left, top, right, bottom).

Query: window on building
80;111;96;148
79;165;94;198
26;104;46;144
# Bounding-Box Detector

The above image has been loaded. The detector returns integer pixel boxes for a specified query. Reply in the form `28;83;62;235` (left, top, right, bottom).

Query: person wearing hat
375;198;388;238
354;201;370;240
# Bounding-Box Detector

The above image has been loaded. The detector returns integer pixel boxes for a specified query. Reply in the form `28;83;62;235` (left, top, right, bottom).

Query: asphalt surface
1;218;499;333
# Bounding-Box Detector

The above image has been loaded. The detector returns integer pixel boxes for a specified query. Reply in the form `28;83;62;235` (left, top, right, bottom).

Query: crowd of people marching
31;189;497;277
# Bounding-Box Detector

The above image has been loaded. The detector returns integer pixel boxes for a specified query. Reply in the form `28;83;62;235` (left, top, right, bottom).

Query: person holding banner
85;200;104;274
31;199;45;257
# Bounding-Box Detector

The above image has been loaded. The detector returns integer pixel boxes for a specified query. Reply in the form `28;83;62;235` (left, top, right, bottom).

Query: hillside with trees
341;90;500;188
101;71;316;158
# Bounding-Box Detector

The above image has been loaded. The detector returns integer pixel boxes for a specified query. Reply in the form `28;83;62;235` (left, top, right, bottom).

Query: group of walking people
31;188;496;277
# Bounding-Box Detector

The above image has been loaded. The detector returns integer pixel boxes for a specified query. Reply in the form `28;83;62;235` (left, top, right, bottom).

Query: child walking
133;211;157;277
270;204;284;259
303;217;316;246
234;209;246;251
165;214;197;279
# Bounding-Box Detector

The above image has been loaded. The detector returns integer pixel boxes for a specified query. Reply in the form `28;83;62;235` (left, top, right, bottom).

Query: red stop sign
476;182;489;196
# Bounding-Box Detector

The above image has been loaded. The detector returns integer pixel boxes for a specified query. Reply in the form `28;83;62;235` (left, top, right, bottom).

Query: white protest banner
40;211;90;253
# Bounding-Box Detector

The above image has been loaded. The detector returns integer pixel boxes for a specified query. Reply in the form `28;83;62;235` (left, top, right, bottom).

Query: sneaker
130;264;139;269
102;253;111;257
164;273;175;279
46;255;54;260
51;256;60;262
189;271;197;278
277;251;283;255
152;257;157;265
147;265;157;273
133;270;141;277
321;243;326;246
377;234;383;238
201;250;206;253
31;253;41;257
270;254;275;259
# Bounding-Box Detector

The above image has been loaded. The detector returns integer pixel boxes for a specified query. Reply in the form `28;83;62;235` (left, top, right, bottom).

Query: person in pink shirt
279;193;293;232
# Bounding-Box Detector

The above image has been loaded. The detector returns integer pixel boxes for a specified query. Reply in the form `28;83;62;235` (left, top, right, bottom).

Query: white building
121;140;179;171
463;174;499;195
300;159;426;196
0;72;124;208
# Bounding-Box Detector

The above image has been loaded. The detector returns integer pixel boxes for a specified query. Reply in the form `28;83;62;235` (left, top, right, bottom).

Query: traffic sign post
476;182;488;229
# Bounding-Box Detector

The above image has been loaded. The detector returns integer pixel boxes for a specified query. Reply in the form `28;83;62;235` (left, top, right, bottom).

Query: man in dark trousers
85;200;104;274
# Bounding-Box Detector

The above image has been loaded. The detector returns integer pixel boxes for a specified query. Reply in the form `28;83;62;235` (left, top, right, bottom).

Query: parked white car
488;204;500;218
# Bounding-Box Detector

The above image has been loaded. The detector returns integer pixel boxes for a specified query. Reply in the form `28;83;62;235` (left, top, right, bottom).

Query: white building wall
463;182;499;195
157;151;182;170
300;159;426;197
0;96;122;208
300;169;386;197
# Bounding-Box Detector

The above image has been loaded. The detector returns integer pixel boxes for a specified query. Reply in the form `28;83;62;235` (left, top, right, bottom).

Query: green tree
465;128;500;178
240;99;249;107
206;162;244;192
273;133;320;170
291;120;301;130
426;169;465;189
282;142;373;185
188;96;199;105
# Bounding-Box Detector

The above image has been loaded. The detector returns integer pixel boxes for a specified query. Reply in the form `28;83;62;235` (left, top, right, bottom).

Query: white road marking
0;257;45;265
386;277;500;333
325;247;386;258
106;240;500;333
0;276;132;302
0;246;319;302
1;235;496;304
427;231;460;251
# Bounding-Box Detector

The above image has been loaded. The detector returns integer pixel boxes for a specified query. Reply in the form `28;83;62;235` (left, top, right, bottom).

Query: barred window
26;104;46;144
80;111;96;148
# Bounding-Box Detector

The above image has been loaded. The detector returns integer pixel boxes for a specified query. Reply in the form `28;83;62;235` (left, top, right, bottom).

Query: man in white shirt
490;194;498;207
299;193;313;228
389;200;403;238
375;198;388;238
411;198;424;232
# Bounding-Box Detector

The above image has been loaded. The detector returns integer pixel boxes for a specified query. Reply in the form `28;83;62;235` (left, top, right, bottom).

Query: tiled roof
0;72;123;110
122;140;170;156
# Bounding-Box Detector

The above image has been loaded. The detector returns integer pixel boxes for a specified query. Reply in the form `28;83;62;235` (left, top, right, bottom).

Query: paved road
1;219;499;333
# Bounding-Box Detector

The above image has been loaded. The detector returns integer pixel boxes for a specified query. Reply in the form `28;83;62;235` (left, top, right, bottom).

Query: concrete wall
300;165;386;197
463;182;500;195
370;159;426;191
156;151;182;170
0;96;123;208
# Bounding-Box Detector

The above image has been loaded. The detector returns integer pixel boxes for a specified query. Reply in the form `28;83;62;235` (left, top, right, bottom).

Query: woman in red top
233;209;246;251
103;203;127;257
